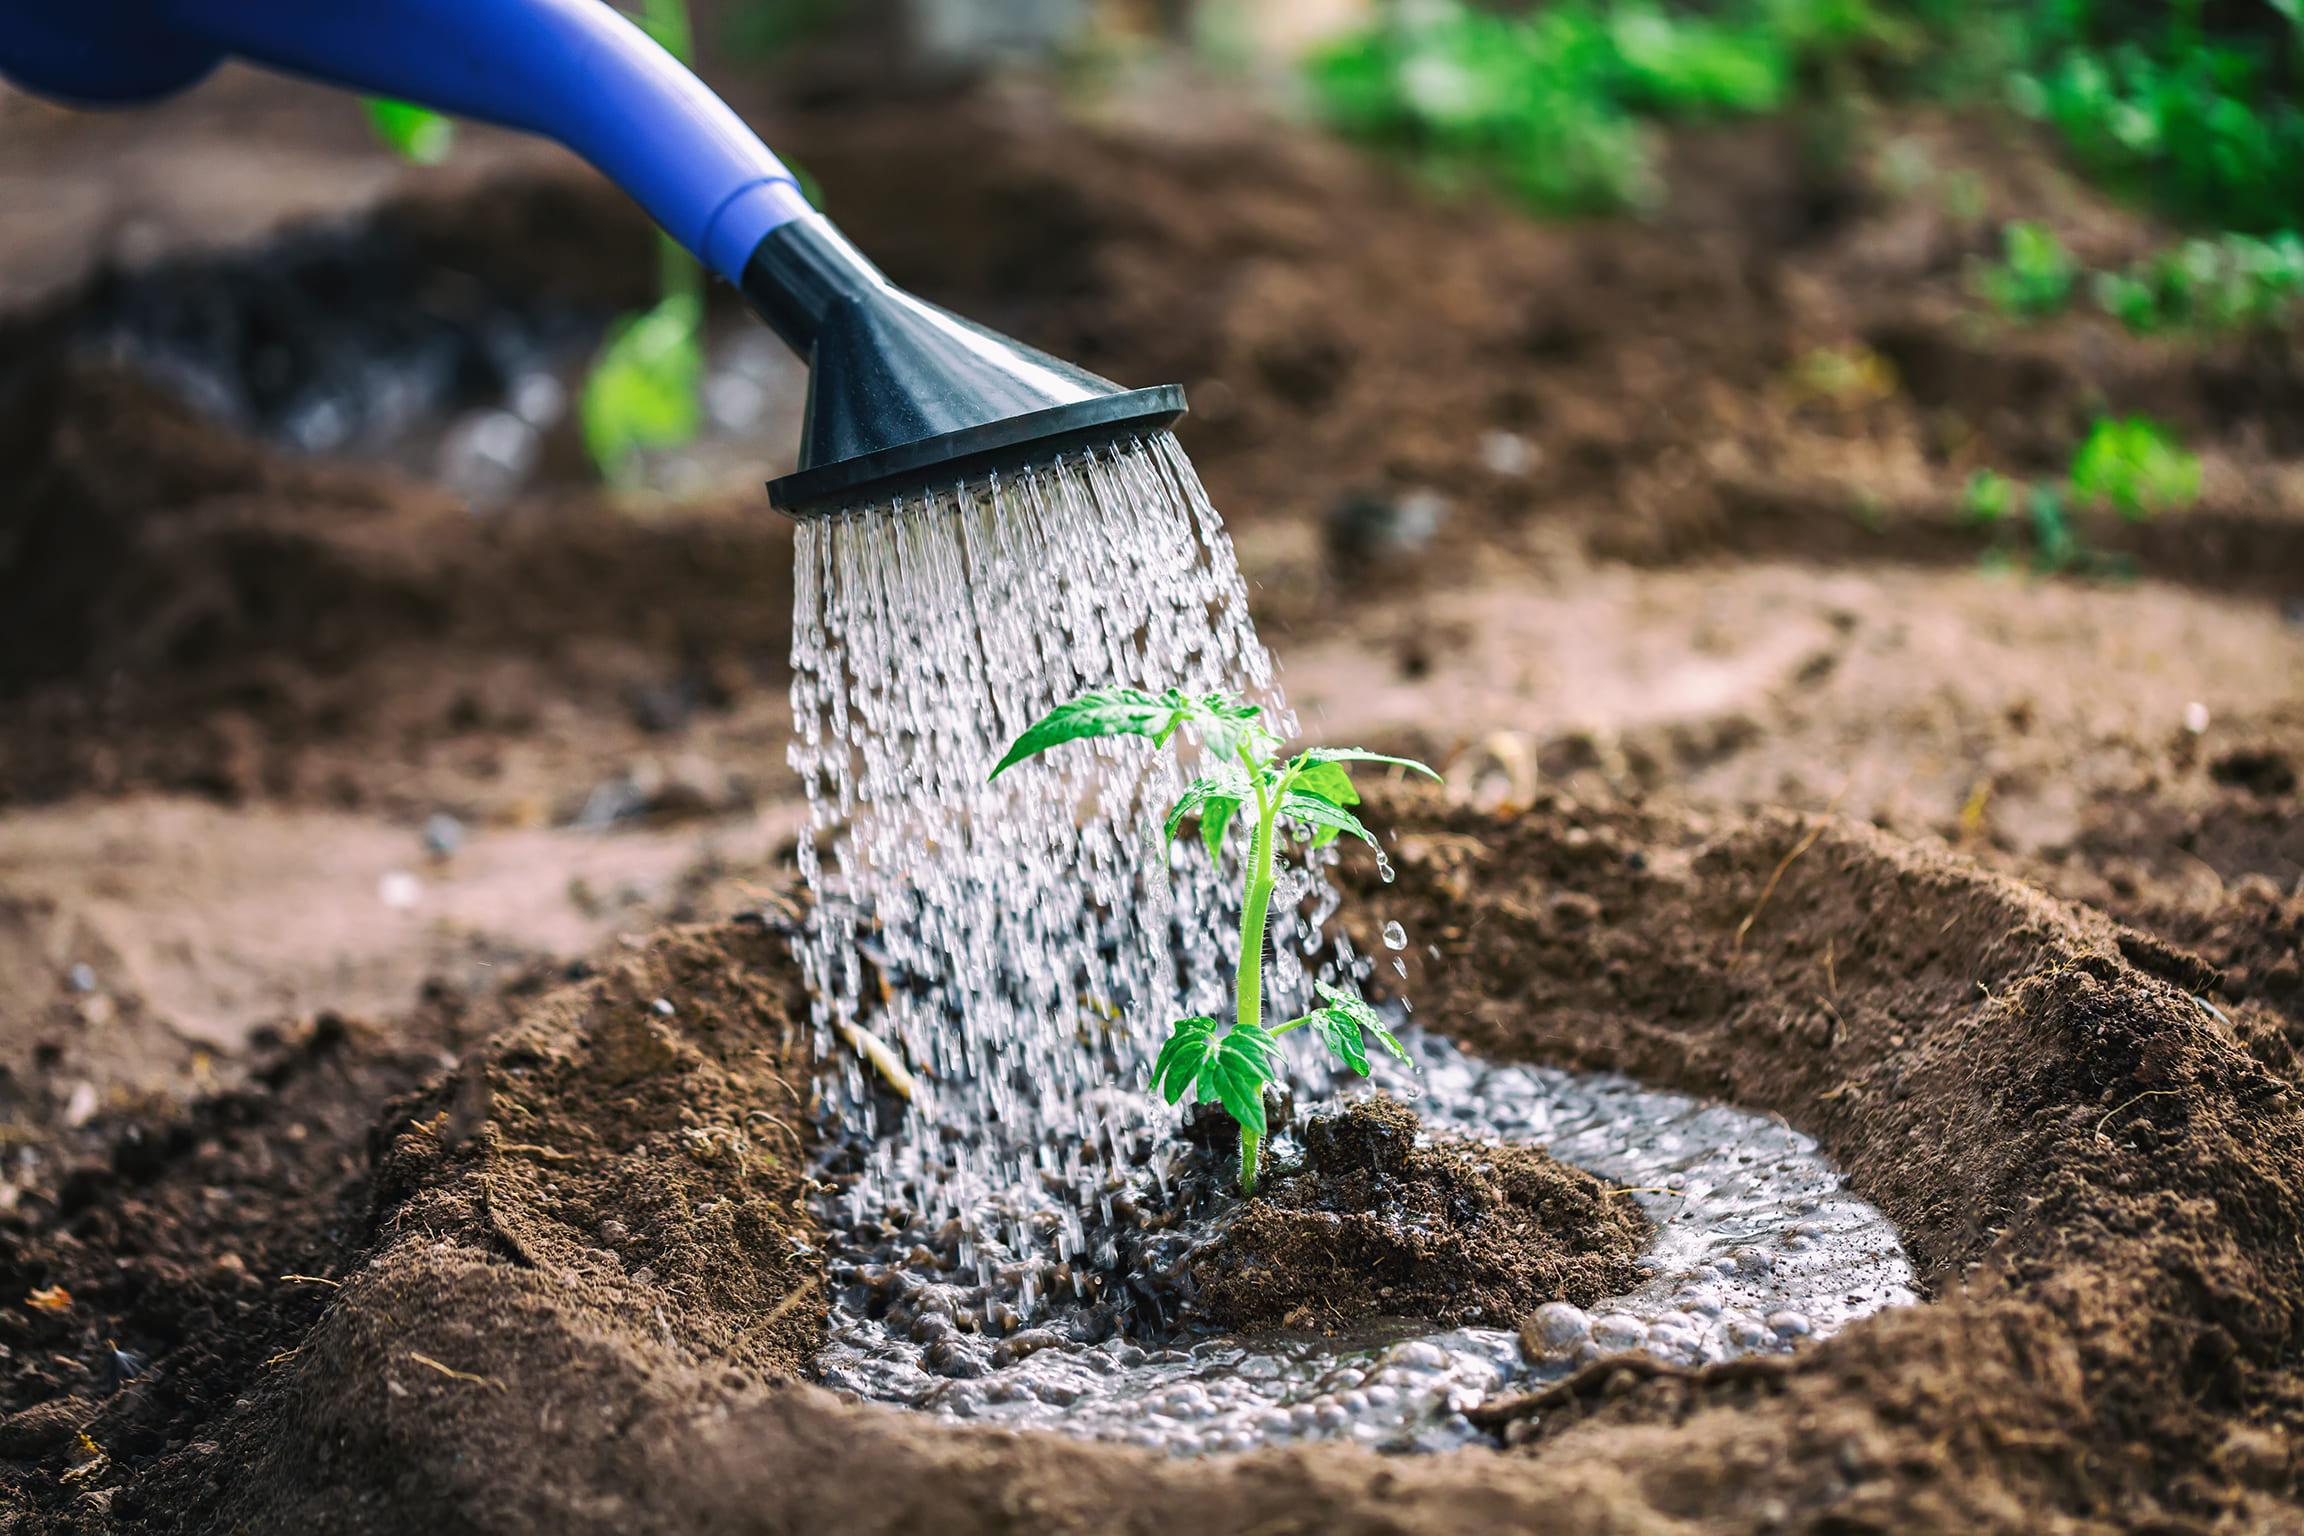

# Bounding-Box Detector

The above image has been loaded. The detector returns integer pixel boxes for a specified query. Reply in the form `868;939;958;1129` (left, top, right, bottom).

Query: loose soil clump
1190;1098;1648;1332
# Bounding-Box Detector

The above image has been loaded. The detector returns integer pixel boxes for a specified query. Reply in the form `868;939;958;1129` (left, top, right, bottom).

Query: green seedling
357;2;707;486
581;258;704;485
1962;467;2020;525
991;688;1438;1196
1303;0;1864;219
363;98;455;166
582;0;708;485
2093;232;2304;334
2070;414;2201;519
1974;221;2077;318
1966;414;2194;576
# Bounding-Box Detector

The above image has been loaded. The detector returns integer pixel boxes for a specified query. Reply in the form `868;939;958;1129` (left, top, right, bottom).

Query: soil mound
1190;1098;1648;1332
0;791;2275;1535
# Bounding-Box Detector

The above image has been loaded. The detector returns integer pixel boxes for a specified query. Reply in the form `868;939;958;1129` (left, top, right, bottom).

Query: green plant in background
363;98;455;165
1965;414;2197;575
991;688;1438;1195
585;0;708;486
1305;0;1898;216
721;0;846;57
2069;414;2202;518
358;1;709;486
1966;469;2085;574
1972;220;2078;317
2093;231;2304;333
1962;467;2020;525
1969;222;2304;335
2010;1;2304;236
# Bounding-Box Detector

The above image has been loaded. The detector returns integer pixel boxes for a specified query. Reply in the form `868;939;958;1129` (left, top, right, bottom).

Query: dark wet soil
1189;1098;1649;1333
2;42;2303;1536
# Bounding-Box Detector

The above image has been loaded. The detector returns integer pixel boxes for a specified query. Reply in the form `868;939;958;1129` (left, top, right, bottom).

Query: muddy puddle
816;1031;1917;1454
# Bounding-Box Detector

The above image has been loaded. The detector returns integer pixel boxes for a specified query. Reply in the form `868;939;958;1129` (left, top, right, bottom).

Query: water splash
789;433;1310;1259
787;432;1915;1453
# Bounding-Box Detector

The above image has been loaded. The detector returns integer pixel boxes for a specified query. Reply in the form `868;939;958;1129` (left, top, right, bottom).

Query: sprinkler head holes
741;214;1186;516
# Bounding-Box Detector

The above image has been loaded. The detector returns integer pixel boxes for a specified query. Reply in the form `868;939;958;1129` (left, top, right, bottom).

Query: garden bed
11;794;2297;1532
3;55;2302;1536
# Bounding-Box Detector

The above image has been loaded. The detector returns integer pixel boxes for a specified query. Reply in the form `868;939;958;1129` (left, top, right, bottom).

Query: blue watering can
0;0;1185;513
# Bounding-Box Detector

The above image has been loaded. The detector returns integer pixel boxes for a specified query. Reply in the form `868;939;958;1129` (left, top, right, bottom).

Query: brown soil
1189;1097;1649;1332
17;792;2301;1535
1;39;2302;1536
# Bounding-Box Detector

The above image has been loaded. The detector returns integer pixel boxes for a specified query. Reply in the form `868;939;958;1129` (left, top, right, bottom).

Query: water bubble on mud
786;431;1917;1456
811;1032;1919;1455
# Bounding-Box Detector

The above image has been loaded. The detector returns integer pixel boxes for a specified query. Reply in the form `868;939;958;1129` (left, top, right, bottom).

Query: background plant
2009;0;2304;236
2095;231;2304;333
362;98;455;165
580;0;710;486
1972;221;2078;317
991;688;1437;1195
1304;0;1899;216
1964;412;2199;574
361;1;708;485
2069;413;2202;517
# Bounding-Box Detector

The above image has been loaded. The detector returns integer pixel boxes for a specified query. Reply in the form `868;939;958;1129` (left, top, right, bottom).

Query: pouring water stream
787;433;1918;1453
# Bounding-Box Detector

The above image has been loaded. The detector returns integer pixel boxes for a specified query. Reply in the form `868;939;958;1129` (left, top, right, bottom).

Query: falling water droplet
1392;957;1407;978
1375;850;1396;885
1381;920;1407;950
789;431;1325;1262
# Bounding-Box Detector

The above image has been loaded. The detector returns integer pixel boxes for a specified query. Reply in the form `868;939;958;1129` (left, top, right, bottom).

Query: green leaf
1314;982;1415;1068
363;98;455;165
1314;1010;1370;1074
1291;760;1360;807
992;688;1268;779
2068;414;2201;521
1164;766;1250;844
1200;795;1240;861
1195;1023;1279;1137
1186;695;1269;760
1150;1017;1219;1104
627;0;694;60
991;690;1178;780
1278;791;1377;849
581;291;703;485
1298;748;1441;781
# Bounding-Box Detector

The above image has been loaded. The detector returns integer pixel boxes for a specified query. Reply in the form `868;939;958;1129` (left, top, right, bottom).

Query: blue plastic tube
0;0;812;283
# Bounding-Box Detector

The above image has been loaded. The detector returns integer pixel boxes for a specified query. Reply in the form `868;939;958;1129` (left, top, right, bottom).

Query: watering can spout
741;215;1185;515
0;0;1185;515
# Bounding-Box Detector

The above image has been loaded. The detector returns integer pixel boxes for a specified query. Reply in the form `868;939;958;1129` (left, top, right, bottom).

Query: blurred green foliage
583;0;709;486
581;280;707;485
1305;0;1900;214
2010;1;2304;236
2069;414;2202;518
1972;220;2304;334
1965;413;2198;576
1971;220;2079;316
2094;230;2304;331
1311;1;2304;237
362;98;456;166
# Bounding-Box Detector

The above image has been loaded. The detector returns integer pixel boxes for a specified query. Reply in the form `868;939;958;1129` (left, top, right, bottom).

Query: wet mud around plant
1187;1099;1650;1333
3;50;2304;1536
